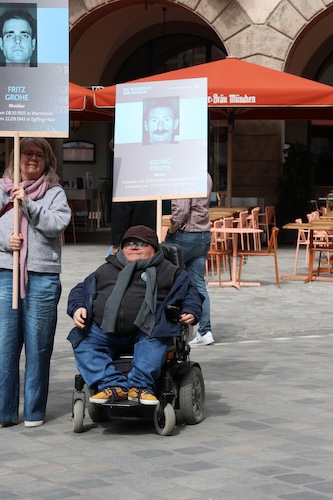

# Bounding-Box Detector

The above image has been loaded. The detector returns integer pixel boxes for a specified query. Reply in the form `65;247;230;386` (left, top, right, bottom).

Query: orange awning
93;57;333;120
69;82;113;121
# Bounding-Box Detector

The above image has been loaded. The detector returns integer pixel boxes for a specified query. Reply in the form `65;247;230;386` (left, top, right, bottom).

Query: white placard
113;77;208;200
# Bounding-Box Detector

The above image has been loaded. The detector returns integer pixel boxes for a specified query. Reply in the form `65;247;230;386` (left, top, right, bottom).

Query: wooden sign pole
12;132;20;309
156;196;162;243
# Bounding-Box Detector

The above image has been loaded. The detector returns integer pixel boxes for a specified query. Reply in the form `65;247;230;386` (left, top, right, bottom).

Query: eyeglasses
123;241;149;248
22;151;45;161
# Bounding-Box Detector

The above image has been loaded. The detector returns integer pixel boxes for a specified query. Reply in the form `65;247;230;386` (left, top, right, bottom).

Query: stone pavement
1;237;333;500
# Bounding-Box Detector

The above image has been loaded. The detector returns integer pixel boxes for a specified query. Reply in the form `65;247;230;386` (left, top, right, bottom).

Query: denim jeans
0;270;61;422
166;230;211;334
73;322;170;391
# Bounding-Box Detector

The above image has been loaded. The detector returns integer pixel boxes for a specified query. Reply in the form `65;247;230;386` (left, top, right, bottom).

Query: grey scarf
100;248;164;335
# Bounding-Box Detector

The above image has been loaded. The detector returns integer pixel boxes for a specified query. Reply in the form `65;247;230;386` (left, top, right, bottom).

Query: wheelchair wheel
73;399;84;433
153;403;176;436
179;365;205;424
87;388;109;422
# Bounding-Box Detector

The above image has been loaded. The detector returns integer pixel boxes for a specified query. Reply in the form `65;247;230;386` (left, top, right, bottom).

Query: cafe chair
207;218;233;274
216;191;227;206
206;243;232;287
258;205;276;244
161;215;172;242
293;218;309;274
246;207;261;251
316;244;333;276
69;200;90;238
307;211;320;221
61;206;76;245
312;229;333;276
237;227;280;288
309;199;320;212
307;212;330;245
206;218;233;284
233;210;249;250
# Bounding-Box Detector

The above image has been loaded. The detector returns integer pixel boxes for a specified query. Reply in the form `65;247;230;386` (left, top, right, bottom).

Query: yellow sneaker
89;387;128;404
128;388;159;406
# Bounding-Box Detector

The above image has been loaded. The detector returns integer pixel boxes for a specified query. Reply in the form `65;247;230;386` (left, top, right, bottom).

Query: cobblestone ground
1;238;333;500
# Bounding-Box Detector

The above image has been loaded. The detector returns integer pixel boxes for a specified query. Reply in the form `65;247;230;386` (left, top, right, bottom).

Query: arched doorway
285;6;333;201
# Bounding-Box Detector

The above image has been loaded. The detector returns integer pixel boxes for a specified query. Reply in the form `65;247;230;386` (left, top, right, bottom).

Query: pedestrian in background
165;172;214;346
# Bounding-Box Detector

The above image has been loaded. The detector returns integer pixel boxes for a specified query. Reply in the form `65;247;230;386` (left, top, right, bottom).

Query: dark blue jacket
67;269;202;347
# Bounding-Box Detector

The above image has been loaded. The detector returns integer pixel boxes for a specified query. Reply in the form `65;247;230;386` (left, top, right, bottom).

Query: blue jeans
0;270;61;422
166;230;211;334
73;322;170;391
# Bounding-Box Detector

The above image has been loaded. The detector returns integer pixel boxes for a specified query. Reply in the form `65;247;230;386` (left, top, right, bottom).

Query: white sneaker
24;420;44;428
189;331;214;346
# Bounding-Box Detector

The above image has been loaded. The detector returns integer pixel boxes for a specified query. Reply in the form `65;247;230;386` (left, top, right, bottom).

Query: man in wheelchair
67;225;202;407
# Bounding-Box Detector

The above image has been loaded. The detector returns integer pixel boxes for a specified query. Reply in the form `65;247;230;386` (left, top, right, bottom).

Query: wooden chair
258;205;276;244
216;191;227;206
246;207;261;250
69;200;90;237
233;210;249;250
206;217;233;275
61;206;76;244
309;199;320;212
206;226;232;287
307;211;330;249
294;218;309;274
237;227;280;288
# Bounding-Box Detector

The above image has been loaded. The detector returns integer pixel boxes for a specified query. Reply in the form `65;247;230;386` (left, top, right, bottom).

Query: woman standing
0;137;71;428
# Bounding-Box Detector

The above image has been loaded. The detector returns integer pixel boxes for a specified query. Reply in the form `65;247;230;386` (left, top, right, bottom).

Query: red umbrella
69;82;93;111
93;57;333;119
69;82;112;121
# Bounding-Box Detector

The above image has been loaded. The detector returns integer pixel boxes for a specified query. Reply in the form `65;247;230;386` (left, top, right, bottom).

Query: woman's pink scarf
0;175;50;298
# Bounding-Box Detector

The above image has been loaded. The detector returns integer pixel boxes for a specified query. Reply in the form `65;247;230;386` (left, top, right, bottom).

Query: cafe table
209;226;263;288
208;206;249;222
282;220;333;282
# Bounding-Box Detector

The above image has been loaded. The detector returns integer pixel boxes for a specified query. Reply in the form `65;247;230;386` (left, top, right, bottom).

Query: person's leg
127;332;170;405
73;322;128;392
22;273;61;423
166;231;214;344
186;255;212;334
0;270;22;424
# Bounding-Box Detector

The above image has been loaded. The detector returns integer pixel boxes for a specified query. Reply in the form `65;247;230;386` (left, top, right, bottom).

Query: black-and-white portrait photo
0;3;37;67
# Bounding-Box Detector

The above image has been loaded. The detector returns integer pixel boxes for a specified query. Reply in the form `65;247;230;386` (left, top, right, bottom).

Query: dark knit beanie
121;225;159;251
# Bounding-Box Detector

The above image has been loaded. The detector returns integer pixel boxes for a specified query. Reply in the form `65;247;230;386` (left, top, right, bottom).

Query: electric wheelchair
71;243;205;436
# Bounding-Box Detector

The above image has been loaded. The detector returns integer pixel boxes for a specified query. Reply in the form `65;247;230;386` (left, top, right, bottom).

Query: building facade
66;0;333;209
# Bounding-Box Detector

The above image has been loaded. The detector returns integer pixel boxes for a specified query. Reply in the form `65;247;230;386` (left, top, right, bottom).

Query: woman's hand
179;312;195;325
11;186;29;205
73;307;88;329
9;233;23;251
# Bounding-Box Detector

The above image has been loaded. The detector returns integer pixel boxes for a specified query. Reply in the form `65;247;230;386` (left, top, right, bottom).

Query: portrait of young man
0;3;37;67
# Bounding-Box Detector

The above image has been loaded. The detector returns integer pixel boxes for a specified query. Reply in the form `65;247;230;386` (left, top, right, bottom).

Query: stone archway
69;0;333;74
69;0;226;85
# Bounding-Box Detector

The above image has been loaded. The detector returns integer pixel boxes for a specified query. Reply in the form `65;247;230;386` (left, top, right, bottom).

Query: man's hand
73;307;88;329
179;313;195;325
